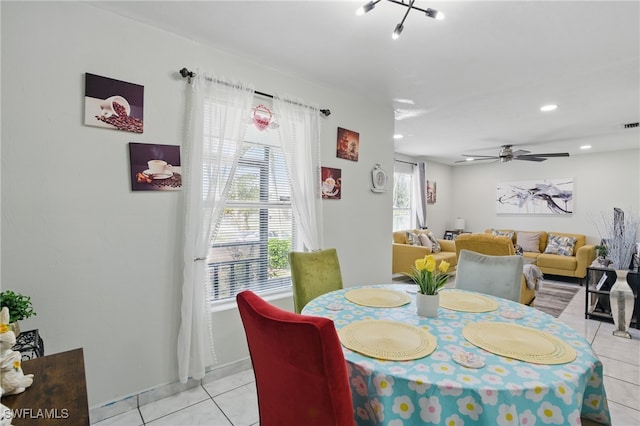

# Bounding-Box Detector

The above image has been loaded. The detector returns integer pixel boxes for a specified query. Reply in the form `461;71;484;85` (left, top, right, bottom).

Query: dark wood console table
1;348;89;425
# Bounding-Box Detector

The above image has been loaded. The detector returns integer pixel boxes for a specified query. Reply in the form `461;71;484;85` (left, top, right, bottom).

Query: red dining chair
236;290;354;426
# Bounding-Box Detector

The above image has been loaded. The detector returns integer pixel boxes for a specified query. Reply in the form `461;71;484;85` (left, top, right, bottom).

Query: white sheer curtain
273;95;323;251
413;161;428;229
177;72;254;383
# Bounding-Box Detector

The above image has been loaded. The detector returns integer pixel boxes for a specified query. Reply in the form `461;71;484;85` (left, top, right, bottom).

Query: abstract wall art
496;178;573;214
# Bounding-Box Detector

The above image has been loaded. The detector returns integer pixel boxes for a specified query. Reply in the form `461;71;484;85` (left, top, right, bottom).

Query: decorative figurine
0;307;33;395
0;387;15;426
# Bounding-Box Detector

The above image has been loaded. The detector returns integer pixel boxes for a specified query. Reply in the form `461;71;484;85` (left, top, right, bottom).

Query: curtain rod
179;68;331;117
395;159;418;166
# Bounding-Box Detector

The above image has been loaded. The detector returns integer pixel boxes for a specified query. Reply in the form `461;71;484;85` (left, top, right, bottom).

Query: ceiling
92;1;639;165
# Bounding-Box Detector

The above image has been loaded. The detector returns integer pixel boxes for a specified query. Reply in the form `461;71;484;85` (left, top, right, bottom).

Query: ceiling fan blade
522;152;570;158
456;157;499;163
461;154;499;158
514;156;547;162
511;149;530;156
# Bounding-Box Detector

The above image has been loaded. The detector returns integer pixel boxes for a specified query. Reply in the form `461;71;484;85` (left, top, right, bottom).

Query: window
393;172;412;231
208;127;296;302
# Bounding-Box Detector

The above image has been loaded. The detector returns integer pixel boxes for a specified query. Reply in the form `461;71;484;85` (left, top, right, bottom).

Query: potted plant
594;244;609;266
0;290;36;336
403;255;451;317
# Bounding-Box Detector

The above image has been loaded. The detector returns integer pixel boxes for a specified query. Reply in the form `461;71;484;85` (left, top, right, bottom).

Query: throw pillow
544;234;577;256
491;229;515;240
514;244;524;255
426;231;441;253
407;232;421;246
517;231;541;253
418;233;431;248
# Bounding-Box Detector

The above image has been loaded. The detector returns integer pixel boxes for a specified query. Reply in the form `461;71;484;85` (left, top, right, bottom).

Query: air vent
623;122;639;129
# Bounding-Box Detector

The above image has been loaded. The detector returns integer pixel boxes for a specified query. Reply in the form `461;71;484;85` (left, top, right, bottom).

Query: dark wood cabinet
1;348;89;425
584;267;639;329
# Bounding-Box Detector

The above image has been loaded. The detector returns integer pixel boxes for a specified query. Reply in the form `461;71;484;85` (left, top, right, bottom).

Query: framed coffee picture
85;73;144;133
321;166;341;199
336;127;359;162
129;143;182;191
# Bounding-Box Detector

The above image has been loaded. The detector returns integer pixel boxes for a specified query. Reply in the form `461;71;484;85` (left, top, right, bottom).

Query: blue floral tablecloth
302;284;610;426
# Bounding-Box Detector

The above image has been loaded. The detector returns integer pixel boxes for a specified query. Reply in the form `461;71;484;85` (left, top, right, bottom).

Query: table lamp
455;217;465;232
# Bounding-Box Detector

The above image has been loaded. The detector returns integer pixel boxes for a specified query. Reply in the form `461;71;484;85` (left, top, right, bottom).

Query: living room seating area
393;228;597;282
484;229;596;280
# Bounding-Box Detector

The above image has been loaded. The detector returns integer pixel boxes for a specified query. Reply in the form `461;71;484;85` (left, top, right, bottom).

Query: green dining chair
289;248;344;313
454;249;524;303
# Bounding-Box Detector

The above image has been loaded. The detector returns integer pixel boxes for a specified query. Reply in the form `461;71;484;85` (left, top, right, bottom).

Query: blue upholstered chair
454;249;524;303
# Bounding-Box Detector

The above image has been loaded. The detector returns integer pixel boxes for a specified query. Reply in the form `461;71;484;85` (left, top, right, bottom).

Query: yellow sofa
484;229;596;279
392;229;457;275
454;233;536;305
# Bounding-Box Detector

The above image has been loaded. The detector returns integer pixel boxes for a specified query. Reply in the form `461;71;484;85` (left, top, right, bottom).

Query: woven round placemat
462;322;577;364
338;320;436;361
345;288;411;308
439;291;499;313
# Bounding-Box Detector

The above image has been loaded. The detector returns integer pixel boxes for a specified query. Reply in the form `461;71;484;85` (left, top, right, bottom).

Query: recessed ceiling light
394;98;415;105
393;134;404;140
540;104;558;112
580;145;592;150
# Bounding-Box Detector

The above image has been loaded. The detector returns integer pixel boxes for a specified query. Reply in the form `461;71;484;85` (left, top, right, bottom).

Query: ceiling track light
357;0;444;39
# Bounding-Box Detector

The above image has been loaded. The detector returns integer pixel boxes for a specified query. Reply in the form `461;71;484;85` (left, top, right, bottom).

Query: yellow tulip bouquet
403;255;451;295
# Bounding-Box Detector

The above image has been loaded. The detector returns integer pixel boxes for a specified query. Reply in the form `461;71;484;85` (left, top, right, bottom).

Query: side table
584;267;639;329
1;348;89;425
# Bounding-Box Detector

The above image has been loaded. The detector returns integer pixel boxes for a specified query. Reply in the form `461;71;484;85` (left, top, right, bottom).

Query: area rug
533;281;579;318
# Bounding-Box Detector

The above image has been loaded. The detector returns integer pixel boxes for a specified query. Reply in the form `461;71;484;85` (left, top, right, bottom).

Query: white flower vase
610;269;634;339
416;293;439;318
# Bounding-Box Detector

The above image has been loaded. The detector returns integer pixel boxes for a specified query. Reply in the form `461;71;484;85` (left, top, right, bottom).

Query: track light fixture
356;0;444;39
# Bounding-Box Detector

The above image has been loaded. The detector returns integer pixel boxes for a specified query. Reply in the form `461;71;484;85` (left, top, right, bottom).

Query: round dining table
302;284;610;426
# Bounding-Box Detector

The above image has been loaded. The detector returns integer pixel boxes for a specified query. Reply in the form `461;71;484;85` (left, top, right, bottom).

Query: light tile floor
93;285;640;425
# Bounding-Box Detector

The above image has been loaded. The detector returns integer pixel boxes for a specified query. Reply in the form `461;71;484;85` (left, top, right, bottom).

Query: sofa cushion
544;234;577;256
517;231;541;253
426;231;441;253
491;228;515;240
537;253;577;271
393;231;408;244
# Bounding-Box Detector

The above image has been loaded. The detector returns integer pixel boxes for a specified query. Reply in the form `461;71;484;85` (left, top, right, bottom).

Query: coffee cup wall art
336;127;359;162
129;143;182;191
321;166;341;199
85;73;144;133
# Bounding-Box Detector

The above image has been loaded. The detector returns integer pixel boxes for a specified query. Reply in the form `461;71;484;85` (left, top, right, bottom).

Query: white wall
1;2;394;408
451;149;640;243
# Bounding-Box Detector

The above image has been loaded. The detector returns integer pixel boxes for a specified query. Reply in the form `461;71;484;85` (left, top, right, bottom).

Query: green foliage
0;290;36;323
595;244;608;258
268;238;291;273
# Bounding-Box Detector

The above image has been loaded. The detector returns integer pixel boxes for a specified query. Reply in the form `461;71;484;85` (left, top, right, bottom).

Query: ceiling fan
457;145;570;163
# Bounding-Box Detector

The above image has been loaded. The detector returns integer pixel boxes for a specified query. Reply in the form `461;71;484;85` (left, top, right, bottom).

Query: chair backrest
455;233;515;258
236;291;354;426
289;248;343;313
454;249;524;302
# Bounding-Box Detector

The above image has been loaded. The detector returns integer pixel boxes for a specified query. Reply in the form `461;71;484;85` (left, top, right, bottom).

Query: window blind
208;142;296;301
